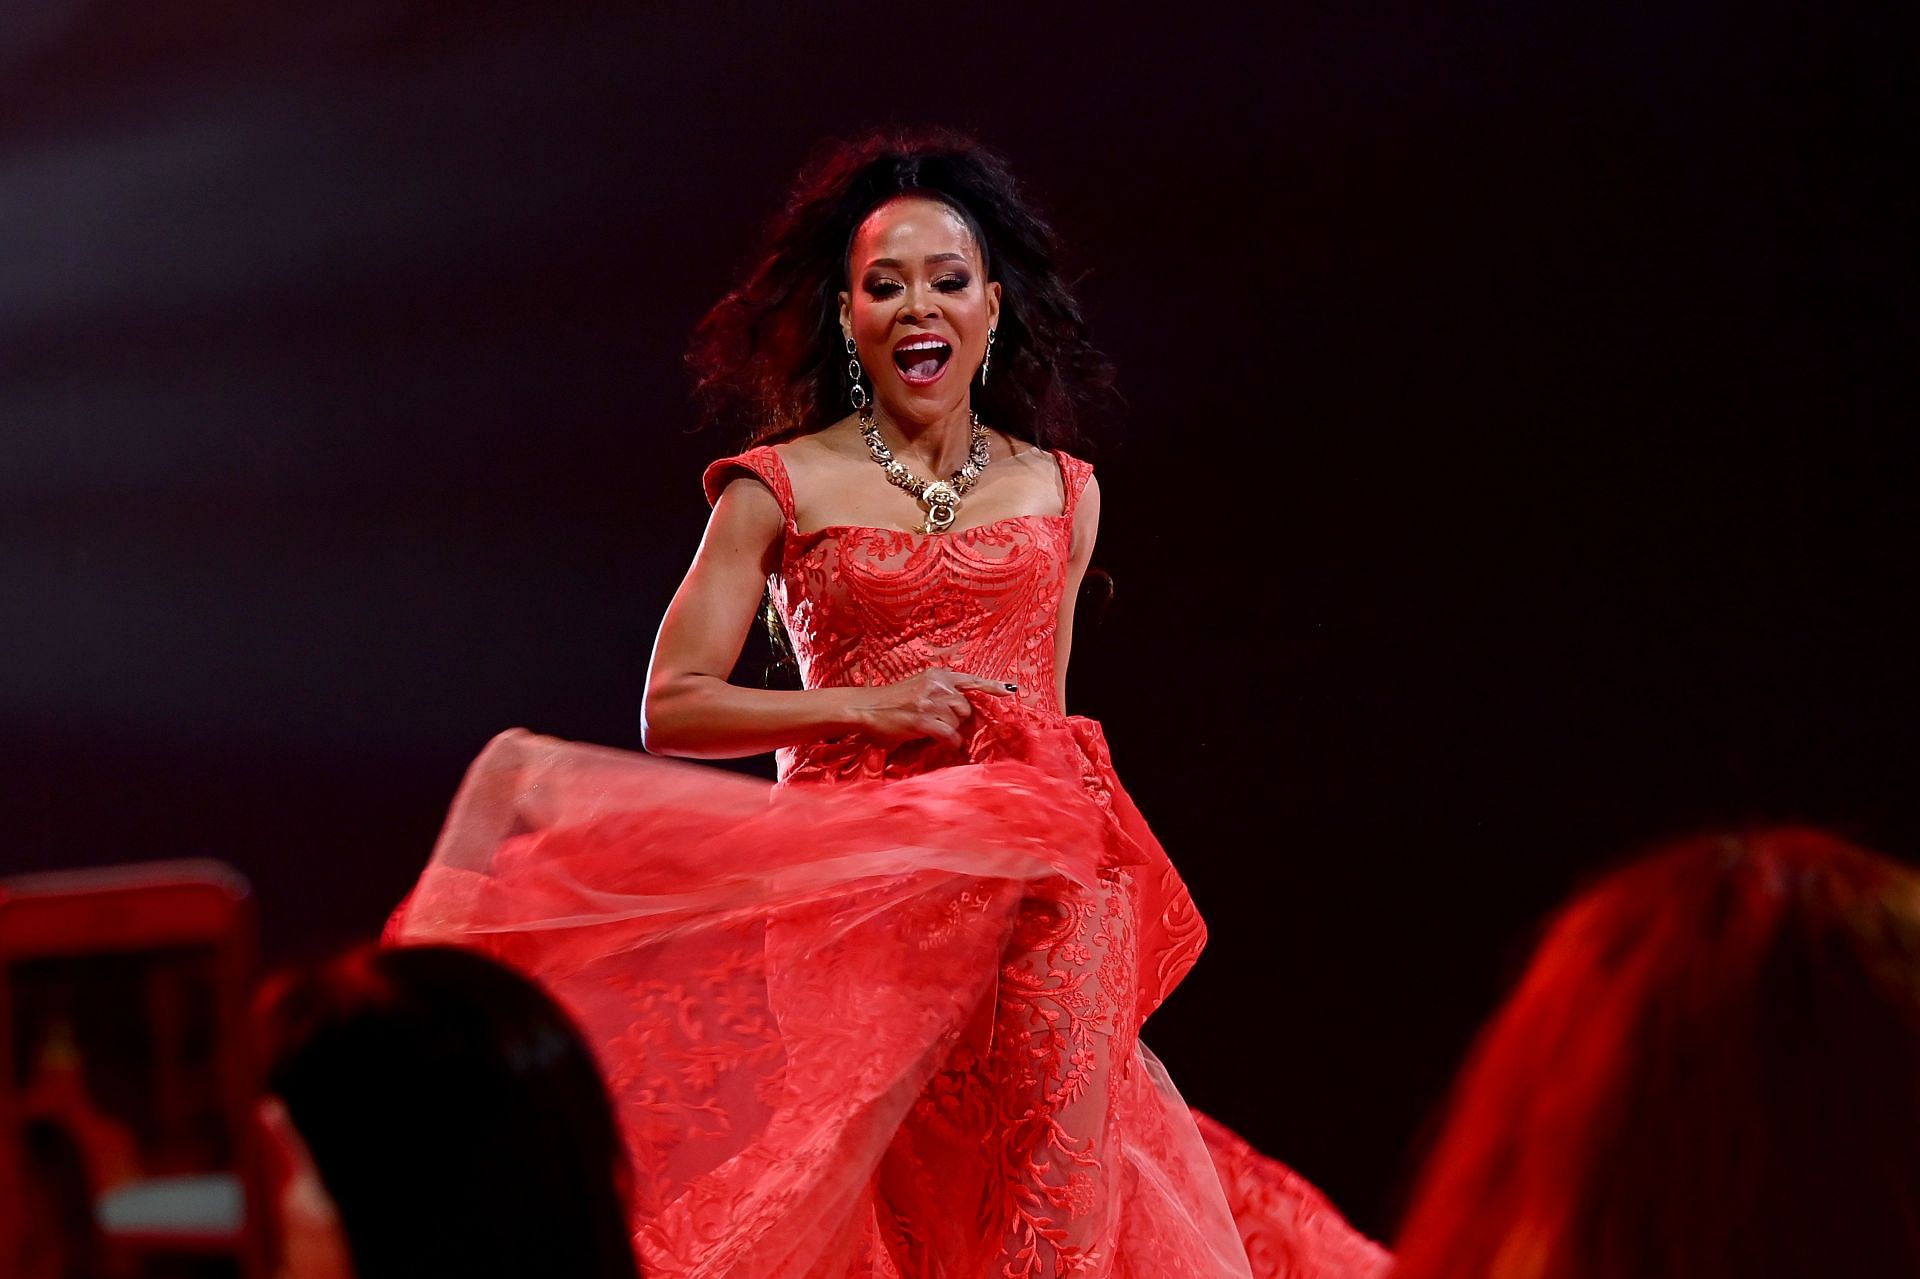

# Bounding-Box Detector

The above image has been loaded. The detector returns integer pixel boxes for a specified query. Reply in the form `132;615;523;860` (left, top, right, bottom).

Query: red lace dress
388;446;1386;1279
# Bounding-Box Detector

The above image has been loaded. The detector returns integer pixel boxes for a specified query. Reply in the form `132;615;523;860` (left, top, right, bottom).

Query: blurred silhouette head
256;944;638;1279
1394;827;1920;1279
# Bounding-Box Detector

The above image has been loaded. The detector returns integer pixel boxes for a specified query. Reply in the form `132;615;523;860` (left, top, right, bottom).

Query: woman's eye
866;281;902;298
936;277;970;292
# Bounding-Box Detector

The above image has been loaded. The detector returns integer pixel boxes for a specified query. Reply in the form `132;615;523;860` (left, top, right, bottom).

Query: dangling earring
980;327;997;384
845;334;869;413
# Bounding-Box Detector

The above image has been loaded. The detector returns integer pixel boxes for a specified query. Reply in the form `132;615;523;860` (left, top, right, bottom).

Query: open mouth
892;337;954;384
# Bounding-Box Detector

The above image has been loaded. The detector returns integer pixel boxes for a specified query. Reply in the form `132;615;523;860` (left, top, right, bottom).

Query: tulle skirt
388;729;1386;1279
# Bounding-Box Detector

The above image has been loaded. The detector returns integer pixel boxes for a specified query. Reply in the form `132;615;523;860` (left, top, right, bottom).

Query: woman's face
839;195;1001;426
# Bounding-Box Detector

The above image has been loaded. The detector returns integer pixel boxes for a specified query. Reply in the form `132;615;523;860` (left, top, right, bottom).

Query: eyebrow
864;253;972;270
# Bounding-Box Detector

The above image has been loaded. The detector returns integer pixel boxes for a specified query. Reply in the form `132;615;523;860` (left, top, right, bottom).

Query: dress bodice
703;443;1091;724
701;443;1206;1027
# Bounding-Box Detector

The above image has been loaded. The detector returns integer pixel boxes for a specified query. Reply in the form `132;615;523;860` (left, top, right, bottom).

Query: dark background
2;0;1910;1237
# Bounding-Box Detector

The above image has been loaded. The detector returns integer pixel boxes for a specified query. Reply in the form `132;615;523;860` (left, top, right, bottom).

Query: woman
256;944;640;1279
1391;827;1920;1279
391;129;1383;1278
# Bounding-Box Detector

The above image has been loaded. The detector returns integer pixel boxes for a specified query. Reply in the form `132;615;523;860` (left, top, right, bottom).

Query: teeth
898;339;949;351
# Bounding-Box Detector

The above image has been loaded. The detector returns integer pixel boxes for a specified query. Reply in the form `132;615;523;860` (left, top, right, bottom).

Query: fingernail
1003;682;1018;691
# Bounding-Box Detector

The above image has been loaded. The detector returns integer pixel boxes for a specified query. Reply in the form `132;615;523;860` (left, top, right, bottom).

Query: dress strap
1053;449;1094;521
701;445;796;526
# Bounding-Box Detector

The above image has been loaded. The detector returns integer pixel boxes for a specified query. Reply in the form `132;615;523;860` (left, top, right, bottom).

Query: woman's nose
898;286;937;323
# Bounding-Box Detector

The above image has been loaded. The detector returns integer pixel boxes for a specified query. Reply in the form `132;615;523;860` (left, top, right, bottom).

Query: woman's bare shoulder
772;421;864;470
995;432;1075;491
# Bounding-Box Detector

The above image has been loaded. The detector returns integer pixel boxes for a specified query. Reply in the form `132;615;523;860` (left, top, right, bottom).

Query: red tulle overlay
388;729;1385;1278
387;445;1386;1276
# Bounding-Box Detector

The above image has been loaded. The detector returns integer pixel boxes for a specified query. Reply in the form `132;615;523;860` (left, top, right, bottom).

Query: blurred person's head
1393;827;1920;1279
255;944;638;1279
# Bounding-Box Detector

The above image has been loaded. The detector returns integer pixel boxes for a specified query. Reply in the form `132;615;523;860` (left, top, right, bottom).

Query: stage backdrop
2;0;1910;1235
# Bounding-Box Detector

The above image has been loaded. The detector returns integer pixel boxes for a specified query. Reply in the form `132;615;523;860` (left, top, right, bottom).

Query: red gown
388;446;1387;1279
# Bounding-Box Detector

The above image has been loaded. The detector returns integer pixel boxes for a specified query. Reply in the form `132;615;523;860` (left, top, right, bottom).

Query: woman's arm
1053;474;1101;712
641;477;865;758
643;475;1012;758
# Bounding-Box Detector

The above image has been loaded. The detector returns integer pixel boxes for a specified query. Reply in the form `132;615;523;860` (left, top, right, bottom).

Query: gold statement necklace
859;406;991;533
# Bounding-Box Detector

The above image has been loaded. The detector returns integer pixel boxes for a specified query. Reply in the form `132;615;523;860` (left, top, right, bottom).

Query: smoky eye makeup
861;272;971;297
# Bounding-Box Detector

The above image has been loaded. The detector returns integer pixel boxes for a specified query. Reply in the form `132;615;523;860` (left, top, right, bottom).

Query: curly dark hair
688;127;1118;452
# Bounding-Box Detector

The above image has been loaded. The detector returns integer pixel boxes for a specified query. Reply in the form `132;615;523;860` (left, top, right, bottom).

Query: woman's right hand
851;668;1016;748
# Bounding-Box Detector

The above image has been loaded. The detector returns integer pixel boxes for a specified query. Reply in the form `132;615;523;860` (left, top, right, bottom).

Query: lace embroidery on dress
386;445;1387;1278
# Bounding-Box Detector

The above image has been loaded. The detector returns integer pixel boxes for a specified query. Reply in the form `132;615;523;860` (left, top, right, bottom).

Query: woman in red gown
389;130;1384;1279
